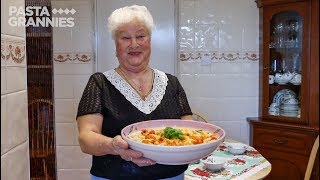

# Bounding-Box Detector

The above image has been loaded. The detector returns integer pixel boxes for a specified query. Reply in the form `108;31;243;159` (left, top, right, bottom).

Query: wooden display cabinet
248;0;319;179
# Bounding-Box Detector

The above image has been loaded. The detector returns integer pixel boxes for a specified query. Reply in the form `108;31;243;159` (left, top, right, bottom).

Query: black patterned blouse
76;69;192;179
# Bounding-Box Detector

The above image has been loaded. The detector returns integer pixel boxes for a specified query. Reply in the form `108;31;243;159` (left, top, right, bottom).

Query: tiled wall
51;0;259;179
177;0;259;144
1;0;30;179
52;0;94;179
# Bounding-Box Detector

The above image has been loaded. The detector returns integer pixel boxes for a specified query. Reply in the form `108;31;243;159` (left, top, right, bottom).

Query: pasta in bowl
121;119;225;165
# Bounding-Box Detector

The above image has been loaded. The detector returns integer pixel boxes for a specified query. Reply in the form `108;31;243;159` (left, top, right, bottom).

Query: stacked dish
280;97;300;117
271;89;300;117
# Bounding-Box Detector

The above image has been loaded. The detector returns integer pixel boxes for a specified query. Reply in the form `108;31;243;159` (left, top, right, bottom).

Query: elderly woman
76;5;193;180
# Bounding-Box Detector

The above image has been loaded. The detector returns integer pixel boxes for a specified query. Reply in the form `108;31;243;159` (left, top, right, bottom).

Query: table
184;139;271;180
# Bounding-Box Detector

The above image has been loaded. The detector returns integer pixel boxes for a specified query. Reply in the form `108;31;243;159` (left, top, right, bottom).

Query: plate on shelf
272;89;297;105
275;80;289;85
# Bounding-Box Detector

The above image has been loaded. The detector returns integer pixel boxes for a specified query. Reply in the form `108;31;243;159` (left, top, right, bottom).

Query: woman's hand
112;135;156;167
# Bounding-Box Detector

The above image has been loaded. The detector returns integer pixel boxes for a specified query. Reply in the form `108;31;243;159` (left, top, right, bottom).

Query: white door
96;0;176;75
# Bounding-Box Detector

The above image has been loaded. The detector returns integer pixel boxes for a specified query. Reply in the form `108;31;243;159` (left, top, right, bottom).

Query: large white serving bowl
121;119;225;165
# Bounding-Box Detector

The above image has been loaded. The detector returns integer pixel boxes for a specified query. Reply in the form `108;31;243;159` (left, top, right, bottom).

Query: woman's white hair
107;5;154;39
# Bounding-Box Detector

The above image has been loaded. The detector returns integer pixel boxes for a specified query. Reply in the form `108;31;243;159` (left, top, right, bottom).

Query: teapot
275;72;294;84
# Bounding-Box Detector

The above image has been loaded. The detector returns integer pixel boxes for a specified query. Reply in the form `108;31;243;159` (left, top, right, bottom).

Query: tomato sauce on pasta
128;127;218;146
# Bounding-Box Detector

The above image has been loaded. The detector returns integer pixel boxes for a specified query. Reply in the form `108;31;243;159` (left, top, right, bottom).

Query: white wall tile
73;74;91;99
56;146;91;169
188;97;216;120
1;35;6;66
212;121;241;141
193;74;218;97
72;20;94;52
57;169;90;180
194;0;219;25
195;25;219;51
214;74;259;97
219;24;243;51
178;74;195;98
178;0;195;25
53;27;73;52
240;119;251;144
2;91;28;154
1;67;6;95
216;0;248;26
1;1;8;34
54;75;74;98
55;99;75;123
191;62;260;74
4;0;25;37
4;0;25;38
54;63;94;75
73;98;81;118
216;97;258;121
71;1;92;18
55;123;78;145
210;63;240;74
188;97;257;121
178;61;195;74
179;26;195;51
2;1;29;179
6;66;26;93
1;95;8;155
240;62;259;73
187;97;196;112
1;141;30;180
232;0;259;26
243;26;259;51
193;62;212;74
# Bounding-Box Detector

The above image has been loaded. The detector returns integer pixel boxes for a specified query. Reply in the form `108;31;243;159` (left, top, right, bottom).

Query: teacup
269;107;279;115
274;73;283;81
289;73;301;85
269;75;275;84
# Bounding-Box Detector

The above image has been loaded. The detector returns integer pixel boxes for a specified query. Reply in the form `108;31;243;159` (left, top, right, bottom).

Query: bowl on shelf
121;119;226;165
201;156;227;171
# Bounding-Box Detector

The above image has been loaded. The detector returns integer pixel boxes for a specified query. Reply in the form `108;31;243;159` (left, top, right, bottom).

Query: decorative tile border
53;52;93;63
1;35;26;64
179;51;259;62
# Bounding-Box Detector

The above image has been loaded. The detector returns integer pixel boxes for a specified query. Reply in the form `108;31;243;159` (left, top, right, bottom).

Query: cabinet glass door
267;11;302;119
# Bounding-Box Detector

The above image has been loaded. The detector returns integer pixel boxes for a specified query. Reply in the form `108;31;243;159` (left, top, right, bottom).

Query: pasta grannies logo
8;6;76;27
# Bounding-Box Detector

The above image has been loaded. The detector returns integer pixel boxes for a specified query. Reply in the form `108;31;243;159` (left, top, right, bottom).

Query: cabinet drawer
253;127;313;155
